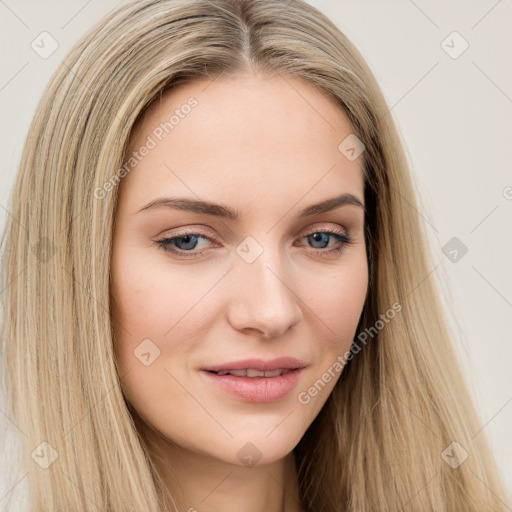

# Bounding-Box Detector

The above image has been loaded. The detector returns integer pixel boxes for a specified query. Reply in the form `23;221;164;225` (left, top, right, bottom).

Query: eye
296;227;353;255
155;231;213;258
154;226;353;259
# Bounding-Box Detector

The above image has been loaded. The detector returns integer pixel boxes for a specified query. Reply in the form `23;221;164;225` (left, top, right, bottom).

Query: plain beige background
1;0;511;508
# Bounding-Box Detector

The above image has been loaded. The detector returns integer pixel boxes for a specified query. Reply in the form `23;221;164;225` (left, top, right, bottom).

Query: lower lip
200;368;303;403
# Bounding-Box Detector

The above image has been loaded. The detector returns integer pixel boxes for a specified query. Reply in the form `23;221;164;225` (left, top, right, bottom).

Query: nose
226;248;303;338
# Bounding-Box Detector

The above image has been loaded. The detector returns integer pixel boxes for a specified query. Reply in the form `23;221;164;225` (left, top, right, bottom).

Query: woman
1;0;509;510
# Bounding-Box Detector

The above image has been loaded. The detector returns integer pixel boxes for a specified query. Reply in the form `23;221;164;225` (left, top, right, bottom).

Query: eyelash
155;227;353;259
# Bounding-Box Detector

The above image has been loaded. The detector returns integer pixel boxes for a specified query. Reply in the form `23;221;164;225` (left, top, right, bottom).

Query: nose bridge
227;237;302;336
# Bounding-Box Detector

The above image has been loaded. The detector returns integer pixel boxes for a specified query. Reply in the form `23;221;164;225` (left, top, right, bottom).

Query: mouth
205;368;292;377
199;357;307;402
201;356;306;373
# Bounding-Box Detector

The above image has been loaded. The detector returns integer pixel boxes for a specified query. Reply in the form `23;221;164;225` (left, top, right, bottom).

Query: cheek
110;247;228;397
111;246;209;345
328;267;367;336
291;256;368;412
300;253;368;347
110;254;202;432
110;248;178;374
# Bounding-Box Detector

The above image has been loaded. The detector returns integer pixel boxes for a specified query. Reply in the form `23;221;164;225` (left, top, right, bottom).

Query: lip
200;367;304;403
200;357;307;373
199;357;307;403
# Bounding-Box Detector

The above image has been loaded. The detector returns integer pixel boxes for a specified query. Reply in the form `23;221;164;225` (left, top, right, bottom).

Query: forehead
119;72;364;214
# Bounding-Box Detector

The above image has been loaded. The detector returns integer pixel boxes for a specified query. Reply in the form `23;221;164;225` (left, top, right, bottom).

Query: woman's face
110;72;368;466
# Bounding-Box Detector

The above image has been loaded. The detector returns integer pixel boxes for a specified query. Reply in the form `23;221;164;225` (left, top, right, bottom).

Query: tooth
246;369;266;377
228;369;247;377
264;369;284;377
215;368;290;377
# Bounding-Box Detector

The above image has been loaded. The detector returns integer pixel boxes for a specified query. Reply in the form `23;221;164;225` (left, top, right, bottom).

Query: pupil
176;235;198;250
310;233;329;249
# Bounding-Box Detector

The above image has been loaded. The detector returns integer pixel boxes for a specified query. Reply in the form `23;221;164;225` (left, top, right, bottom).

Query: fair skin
110;71;368;512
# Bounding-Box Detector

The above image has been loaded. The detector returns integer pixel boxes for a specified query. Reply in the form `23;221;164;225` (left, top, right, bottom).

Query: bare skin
110;71;368;512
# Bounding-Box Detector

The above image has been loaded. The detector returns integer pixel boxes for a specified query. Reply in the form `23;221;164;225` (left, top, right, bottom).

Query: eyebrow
136;193;364;219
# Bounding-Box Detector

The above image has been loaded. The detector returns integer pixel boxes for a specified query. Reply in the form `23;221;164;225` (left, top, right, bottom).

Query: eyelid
300;223;348;237
156;223;349;244
157;226;219;245
154;222;353;258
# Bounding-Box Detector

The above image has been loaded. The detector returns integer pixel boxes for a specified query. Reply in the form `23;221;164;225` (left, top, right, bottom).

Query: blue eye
156;232;211;257
155;228;353;259
167;234;203;251
303;231;348;250
295;229;353;256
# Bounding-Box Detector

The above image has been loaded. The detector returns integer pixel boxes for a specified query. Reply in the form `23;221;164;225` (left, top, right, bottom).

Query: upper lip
201;357;307;372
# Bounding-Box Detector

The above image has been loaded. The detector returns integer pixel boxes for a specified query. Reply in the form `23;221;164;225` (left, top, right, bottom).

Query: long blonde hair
1;0;508;510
